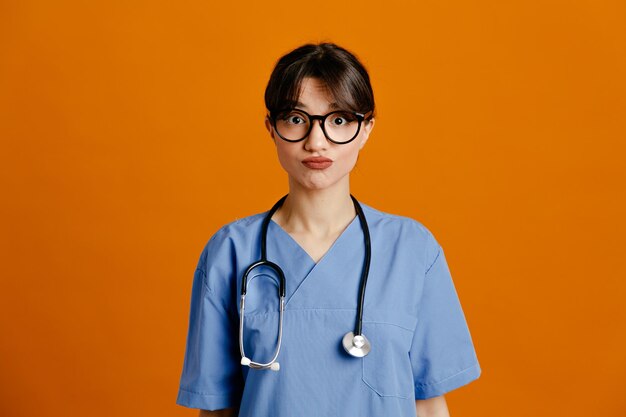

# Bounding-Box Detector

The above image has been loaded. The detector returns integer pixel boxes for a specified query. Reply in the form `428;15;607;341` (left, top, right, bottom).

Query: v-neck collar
269;214;360;265
266;214;362;307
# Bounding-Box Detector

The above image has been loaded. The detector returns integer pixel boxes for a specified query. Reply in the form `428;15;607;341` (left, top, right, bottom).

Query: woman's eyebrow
295;101;340;110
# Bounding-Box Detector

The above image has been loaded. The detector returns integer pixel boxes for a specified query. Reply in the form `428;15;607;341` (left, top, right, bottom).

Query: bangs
265;43;375;118
273;63;361;113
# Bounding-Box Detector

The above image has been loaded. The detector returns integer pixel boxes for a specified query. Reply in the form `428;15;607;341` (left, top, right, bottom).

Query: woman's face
264;77;375;192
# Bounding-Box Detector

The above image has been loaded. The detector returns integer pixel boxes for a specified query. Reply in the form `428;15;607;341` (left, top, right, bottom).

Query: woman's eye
279;112;307;124
330;113;355;126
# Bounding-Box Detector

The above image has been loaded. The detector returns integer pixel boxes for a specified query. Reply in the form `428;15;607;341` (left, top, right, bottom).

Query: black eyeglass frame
269;109;371;145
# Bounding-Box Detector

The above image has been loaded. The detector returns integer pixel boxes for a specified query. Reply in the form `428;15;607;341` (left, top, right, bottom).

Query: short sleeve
410;234;481;399
176;231;244;410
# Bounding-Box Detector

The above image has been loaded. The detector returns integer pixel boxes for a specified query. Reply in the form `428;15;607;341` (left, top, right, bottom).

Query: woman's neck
274;178;356;237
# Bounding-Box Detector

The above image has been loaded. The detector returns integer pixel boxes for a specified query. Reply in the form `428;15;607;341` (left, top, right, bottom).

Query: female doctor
176;42;481;417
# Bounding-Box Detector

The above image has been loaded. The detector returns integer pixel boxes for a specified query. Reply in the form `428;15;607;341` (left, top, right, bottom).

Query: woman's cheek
339;147;360;173
275;146;299;175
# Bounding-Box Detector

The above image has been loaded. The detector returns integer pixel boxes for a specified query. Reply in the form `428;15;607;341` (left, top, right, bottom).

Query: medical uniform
176;203;481;416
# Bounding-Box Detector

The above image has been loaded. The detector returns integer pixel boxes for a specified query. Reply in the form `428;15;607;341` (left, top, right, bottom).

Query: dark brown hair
264;43;375;119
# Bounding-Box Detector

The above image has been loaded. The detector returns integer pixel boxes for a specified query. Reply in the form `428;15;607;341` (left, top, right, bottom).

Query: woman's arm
199;408;237;417
415;395;450;417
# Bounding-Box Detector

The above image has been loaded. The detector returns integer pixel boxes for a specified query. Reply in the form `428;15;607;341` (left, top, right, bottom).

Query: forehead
295;78;338;110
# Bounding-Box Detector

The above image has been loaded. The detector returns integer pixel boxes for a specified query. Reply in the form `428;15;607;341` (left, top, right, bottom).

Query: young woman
176;42;481;417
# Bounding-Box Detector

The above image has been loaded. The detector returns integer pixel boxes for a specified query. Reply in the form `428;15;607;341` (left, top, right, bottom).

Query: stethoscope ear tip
241;357;251;366
270;362;280;371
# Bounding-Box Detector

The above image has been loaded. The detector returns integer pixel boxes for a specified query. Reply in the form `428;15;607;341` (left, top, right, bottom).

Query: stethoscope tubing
239;194;371;369
239;295;285;369
351;195;371;337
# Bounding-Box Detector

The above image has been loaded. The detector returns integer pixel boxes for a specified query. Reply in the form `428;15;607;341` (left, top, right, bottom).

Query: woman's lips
302;157;333;170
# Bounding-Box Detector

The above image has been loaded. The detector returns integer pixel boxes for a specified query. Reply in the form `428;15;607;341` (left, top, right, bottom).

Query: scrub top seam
197;267;236;318
414;363;480;387
361;320;414;332
424;244;442;276
239;308;416;331
196;268;211;293
361;372;412;400
242;307;358;318
178;386;240;397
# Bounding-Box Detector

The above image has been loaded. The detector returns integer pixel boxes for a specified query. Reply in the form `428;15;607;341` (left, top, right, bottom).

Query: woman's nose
304;120;328;151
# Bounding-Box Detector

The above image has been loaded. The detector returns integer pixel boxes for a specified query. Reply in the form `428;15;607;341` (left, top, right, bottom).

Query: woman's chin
291;173;348;192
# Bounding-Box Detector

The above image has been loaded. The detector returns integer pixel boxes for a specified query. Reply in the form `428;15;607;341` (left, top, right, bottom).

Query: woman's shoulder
195;210;268;265
215;211;267;235
360;202;435;239
205;210;268;244
360;202;442;261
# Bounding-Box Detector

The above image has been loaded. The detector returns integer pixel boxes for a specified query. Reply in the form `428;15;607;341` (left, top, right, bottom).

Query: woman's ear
265;116;277;143
359;117;375;150
265;116;276;143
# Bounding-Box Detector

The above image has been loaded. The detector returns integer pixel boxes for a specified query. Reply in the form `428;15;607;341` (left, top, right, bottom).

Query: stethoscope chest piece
342;331;371;357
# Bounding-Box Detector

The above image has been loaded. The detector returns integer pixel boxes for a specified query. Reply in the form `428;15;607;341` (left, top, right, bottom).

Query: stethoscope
239;194;372;371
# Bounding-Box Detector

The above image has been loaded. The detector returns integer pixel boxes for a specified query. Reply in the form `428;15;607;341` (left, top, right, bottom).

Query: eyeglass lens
274;110;360;143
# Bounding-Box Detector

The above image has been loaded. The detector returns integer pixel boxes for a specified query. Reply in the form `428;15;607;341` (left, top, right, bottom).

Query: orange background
1;1;625;416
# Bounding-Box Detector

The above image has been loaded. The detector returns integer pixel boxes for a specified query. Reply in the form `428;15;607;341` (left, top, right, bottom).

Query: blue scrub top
176;203;481;416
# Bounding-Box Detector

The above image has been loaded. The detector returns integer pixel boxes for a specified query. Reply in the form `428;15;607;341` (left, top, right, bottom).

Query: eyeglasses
270;109;368;144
